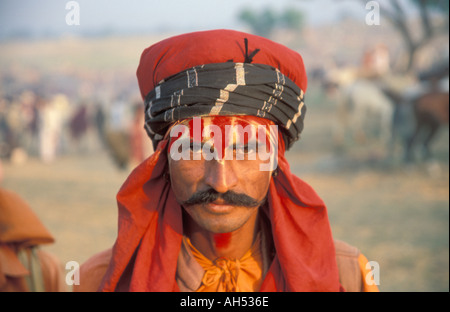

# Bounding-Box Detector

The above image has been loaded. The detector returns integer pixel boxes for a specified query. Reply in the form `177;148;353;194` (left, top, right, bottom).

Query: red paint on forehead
196;116;274;146
168;116;277;158
211;116;274;127
173;116;274;139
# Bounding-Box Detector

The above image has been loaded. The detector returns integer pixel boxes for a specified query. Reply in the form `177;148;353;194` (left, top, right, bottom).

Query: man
74;29;378;292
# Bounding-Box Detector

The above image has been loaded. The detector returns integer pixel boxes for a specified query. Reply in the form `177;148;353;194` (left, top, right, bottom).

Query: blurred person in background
0;188;66;292
103;92;132;170
74;30;379;292
39;94;70;163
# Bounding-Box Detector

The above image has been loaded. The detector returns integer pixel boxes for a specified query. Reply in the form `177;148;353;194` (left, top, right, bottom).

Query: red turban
137;29;307;99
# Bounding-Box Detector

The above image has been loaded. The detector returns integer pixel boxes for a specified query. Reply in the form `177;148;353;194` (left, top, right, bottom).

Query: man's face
167;116;277;234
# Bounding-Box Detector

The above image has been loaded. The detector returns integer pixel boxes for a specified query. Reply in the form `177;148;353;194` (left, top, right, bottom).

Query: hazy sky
0;0;370;38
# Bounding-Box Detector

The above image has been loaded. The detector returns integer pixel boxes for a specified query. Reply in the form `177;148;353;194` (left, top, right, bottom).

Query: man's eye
234;143;256;154
189;141;202;153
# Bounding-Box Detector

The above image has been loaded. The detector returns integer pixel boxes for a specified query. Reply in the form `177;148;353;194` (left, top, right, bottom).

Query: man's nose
203;160;238;194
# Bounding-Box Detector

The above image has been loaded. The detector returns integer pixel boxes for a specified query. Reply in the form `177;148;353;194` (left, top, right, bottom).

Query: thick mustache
181;189;264;207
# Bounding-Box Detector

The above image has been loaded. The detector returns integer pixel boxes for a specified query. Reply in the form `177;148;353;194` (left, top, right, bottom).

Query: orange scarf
99;136;342;292
185;233;264;292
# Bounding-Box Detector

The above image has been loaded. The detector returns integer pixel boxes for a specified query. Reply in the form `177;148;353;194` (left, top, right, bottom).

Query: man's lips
203;202;235;214
211;199;226;205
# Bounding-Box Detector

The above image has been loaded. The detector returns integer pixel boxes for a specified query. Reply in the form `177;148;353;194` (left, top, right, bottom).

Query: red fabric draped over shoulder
99;140;183;291
260;138;341;291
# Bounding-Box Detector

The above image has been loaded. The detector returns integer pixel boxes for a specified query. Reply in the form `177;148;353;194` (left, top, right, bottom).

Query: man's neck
183;210;260;261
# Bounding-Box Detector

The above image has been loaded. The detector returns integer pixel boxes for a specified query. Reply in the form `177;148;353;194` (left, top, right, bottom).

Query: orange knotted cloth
185;235;264;292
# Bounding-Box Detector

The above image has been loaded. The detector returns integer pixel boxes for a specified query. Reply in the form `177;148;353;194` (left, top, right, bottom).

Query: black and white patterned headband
144;62;306;150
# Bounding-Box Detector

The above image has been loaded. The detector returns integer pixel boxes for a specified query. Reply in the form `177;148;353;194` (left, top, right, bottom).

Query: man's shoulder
334;239;360;258
333;239;379;292
334;239;362;292
73;248;112;292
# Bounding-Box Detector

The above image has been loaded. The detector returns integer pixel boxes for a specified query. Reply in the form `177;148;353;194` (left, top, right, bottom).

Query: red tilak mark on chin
214;233;231;249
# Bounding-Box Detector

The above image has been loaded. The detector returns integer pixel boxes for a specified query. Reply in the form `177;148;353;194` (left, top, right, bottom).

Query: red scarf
98;136;342;292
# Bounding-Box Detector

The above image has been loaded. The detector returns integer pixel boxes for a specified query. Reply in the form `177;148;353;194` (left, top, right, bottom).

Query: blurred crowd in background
0;67;153;175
